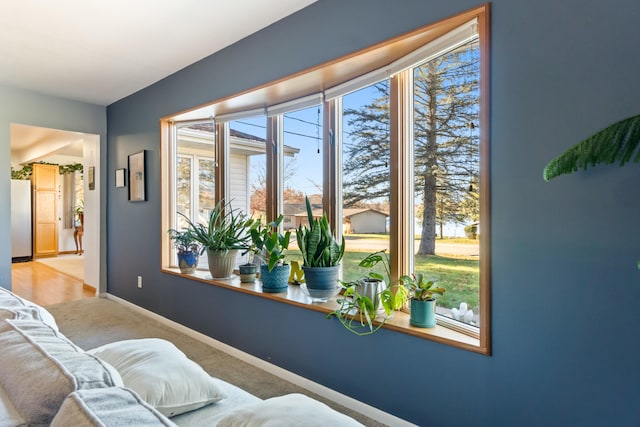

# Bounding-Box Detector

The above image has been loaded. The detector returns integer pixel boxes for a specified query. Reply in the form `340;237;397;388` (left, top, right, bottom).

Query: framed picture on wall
128;151;146;202
115;168;126;188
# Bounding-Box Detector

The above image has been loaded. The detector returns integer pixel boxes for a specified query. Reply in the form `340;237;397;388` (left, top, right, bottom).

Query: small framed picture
115;168;126;188
88;166;96;190
128;151;146;202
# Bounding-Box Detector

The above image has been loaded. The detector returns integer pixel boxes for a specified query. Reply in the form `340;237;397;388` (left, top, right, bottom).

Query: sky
230;84;380;199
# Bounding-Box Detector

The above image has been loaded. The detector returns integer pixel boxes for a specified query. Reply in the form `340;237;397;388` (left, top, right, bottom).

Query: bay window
161;5;490;354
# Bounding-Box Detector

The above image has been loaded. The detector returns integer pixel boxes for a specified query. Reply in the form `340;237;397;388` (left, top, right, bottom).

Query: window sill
162;268;483;354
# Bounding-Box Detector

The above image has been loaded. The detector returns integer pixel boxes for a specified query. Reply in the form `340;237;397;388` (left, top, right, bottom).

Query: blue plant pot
239;263;257;283
302;265;340;290
260;264;290;293
410;298;437;328
177;251;199;274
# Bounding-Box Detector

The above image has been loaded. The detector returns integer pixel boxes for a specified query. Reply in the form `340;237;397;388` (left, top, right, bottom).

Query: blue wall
1;85;107;289
106;1;640;425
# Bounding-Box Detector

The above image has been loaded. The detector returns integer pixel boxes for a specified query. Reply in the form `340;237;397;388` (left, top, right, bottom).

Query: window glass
282;105;323;265
228;116;267;265
341;82;391;283
175;122;216;269
228;117;267;218
176;155;192;229
412;38;480;327
198;158;215;224
162;12;489;350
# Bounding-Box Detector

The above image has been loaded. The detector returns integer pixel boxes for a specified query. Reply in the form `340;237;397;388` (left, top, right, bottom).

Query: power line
234;120;321;141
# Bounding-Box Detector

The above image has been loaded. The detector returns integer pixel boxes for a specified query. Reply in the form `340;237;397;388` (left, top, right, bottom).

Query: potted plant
296;196;345;299
401;273;446;328
249;214;291;293
328;250;408;335
182;199;255;279
167;228;200;274
238;257;257;283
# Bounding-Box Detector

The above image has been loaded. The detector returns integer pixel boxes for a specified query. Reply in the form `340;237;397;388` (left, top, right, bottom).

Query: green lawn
286;248;480;313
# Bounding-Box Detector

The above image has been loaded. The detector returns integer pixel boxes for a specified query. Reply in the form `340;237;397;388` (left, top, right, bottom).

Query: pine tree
343;39;480;255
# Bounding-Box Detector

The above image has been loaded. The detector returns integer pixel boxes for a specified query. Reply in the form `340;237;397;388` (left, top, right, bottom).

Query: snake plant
296;196;345;267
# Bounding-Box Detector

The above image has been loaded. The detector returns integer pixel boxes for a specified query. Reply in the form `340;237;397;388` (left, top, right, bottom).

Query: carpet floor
46;297;389;427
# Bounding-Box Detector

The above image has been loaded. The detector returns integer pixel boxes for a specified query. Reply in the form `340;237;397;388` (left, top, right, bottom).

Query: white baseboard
104;293;417;427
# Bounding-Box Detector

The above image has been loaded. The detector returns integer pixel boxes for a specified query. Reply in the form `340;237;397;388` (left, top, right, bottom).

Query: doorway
10;123;101;298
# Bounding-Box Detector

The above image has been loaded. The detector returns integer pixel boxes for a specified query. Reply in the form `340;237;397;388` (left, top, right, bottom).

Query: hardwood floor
11;261;95;306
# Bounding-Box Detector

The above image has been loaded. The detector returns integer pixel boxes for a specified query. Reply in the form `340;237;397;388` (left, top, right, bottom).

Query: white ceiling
4;0;316;164
0;0;317;106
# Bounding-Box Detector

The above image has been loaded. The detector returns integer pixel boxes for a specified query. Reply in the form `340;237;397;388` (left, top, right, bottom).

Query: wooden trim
477;3;491;355
216;122;226;203
160;119;172;269
164;5;491;123
162;267;482;353
324;99;339;229
389;71;413;279
160;4;492;355
266;115;280;221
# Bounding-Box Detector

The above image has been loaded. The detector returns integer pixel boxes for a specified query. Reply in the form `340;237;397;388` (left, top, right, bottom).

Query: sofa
0;288;365;426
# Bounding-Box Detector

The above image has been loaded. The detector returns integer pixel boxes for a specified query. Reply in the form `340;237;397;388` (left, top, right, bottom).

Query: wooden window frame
161;4;491;354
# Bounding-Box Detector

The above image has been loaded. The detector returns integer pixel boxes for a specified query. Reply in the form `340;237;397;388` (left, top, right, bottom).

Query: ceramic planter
260;263;290;293
239;263;257;283
302;265;340;290
177;250;199;274
301;265;341;302
355;278;385;312
410;298;437;328
206;249;238;279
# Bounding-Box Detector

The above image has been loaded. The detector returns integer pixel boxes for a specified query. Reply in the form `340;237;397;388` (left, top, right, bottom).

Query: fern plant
543;114;640;181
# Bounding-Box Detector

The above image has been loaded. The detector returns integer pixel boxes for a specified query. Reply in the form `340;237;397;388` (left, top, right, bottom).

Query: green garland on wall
11;162;83;180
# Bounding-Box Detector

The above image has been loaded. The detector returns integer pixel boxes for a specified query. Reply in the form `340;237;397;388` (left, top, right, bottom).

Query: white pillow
217;393;365;427
88;338;226;417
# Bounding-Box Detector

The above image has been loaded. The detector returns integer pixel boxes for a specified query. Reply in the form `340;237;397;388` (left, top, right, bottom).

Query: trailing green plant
180;199;256;254
248;214;291;272
167;228;200;254
543;113;640;181
59;163;84;175
11;165;32;180
357;250;408;310
328;250;408;336
400;272;446;301
11;162;83;180
296;196;345;267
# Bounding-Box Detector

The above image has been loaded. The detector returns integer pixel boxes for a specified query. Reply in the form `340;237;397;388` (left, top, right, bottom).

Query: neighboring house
177;124;299;218
289;206;323;229
342;208;388;234
286;205;388;234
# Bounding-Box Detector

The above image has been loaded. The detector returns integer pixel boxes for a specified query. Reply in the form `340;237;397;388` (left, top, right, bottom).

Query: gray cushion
0;319;121;425
51;387;177;427
0;383;26;427
0;287;59;331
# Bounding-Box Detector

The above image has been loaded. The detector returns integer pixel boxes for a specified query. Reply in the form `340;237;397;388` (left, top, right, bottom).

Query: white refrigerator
11;179;32;261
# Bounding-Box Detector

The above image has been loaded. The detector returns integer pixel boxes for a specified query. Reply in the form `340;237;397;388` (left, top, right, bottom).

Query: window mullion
215;123;226;204
324;98;340;233
265;115;280;222
389;70;413;280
